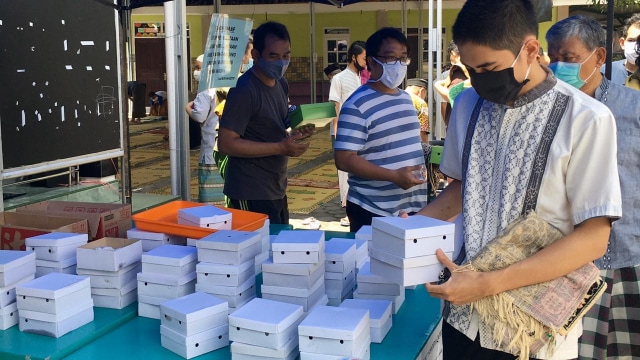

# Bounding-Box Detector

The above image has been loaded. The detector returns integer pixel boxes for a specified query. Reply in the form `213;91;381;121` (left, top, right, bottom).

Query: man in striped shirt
334;28;428;232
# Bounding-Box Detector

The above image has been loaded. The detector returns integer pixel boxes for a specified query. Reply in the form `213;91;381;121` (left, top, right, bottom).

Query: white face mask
624;41;639;65
371;57;407;89
193;70;201;82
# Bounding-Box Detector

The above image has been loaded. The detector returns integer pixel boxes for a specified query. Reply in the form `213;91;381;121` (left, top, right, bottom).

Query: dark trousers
442;321;556;360
346;201;381;233
229;197;289;225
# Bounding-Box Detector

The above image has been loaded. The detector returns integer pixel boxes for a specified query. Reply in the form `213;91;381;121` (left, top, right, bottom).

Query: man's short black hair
365;27;409;60
253;21;290;54
453;0;538;56
348;41;366;64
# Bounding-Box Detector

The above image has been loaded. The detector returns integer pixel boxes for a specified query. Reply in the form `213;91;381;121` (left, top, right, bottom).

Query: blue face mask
240;58;253;73
258;57;289;80
549;49;597;89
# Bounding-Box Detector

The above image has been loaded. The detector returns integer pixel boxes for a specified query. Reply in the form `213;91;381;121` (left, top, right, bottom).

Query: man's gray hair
546;15;606;51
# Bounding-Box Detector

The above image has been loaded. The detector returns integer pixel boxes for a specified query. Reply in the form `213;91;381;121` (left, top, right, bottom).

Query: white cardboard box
77;262;141;289
197;230;261;265
177;205;232;227
355;240;368;263
261;277;325;312
138;235;186;252
16;273;91;315
18;302;94;338
35;263;77;277
298;306;370;357
299;338;370;360
339;299;392;343
369;248;451;286
262;258;325;290
372;227;455;259
197;259;255;287
138;301;161;319
228;298;304;350
0;274;34;308
26;232;88;262
127;227;169;242
0;301;18;330
91;278;137;297
354;226;372;241
160;291;229;337
255;251;270;274
161;323;229;359
186;238;197;247
231;335;299;360
142;245;197;277
76;237;142;272
195;275;256;308
0;250;36;287
137;272;196;299
324;239;356;274
325;273;355;299
353;289;405;315
356;262;402;296
272;231;325;264
372;215;455;240
178;217;232;231
92;285;137;309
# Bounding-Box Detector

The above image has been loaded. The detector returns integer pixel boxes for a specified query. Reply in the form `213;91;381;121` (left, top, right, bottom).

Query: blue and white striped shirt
335;85;428;216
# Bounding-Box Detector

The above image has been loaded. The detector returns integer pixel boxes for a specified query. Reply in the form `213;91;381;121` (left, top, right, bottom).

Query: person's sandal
340;216;350;226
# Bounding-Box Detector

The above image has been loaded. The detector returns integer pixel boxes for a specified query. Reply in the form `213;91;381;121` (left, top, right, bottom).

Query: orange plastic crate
132;200;267;239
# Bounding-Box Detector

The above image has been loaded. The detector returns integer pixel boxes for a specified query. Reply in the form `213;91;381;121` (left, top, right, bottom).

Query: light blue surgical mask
258;57;289;80
549;49;597;89
241;58;253;73
369;57;407;89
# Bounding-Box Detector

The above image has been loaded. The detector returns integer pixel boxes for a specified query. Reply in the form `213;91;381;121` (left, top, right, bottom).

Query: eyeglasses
374;55;411;66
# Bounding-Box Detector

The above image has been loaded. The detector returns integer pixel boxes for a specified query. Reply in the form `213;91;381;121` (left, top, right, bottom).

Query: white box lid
19;299;93;322
160;291;228;322
356;261;393;284
26;232;88;247
339;299;392;326
298;306;369;339
127;227;169;241
91;278;138;296
178;205;232;224
36;256;77;268
16;273;90;298
0;250;35;272
137;271;196;286
261;256;324;276
197;230;261;251
371;215;454;239
324;239;357;262
261;276;323;298
196;258;254;275
272;230;325;252
197;275;254;296
229;297;303;334
369;248;449;268
231;334;297;357
354;225;372;240
142;245;197;266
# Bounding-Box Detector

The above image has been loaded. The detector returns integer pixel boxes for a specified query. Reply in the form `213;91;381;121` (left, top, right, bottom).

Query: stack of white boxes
160;292;229;359
76;238;142;309
138;245;197;319
178;205;232;230
128;227;185;252
254;219;271;274
323;239;356;306
354;226;372;272
25;232;88;277
370;215;454;287
195;230;261;312
298;305;371;360
229;298;303;360
354;261;405;314
0;250;36;330
262;230;328;312
16;273;93;337
340;299;393;343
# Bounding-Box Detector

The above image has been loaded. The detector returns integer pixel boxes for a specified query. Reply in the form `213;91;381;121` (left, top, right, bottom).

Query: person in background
404;78;430;143
626;35;640;90
546;15;640;359
218;21;312;224
415;1;621;358
604;13;639;85
334;27;428;232
537;46;551;66
149;90;168;117
329;40;367;227
434;63;471;129
323;63;341;82
436;41;464;131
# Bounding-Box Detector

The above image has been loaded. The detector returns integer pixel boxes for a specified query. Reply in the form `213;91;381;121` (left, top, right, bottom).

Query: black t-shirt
220;69;289;200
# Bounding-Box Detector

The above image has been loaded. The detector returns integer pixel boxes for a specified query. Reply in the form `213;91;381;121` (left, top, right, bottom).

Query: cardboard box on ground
0;212;89;251
16;201;132;241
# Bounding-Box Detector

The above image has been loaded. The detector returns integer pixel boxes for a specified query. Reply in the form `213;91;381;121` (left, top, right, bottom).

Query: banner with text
198;14;253;91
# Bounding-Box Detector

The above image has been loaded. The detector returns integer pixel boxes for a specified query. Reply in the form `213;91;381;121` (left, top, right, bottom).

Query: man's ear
251;48;259;61
594;47;607;68
524;39;540;63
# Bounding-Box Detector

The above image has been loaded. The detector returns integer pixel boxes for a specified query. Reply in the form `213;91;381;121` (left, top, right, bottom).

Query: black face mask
468;66;530;105
354;57;366;72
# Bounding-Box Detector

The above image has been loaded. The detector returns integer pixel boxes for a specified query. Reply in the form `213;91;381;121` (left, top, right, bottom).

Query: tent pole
605;0;614;80
310;1;317;103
